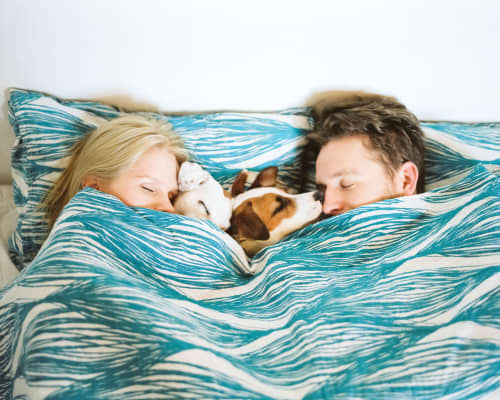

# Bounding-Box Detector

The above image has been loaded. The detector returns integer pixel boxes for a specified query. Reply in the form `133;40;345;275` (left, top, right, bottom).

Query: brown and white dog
229;167;322;257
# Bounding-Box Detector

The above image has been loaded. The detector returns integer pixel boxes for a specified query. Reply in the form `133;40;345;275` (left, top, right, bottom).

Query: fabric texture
421;121;500;189
7;88;500;270
7;88;310;269
0;165;498;399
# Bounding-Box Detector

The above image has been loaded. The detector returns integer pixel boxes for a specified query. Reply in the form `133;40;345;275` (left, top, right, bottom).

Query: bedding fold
0;165;499;400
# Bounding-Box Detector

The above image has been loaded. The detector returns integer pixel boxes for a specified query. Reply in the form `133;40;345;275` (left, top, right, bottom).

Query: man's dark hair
305;92;426;193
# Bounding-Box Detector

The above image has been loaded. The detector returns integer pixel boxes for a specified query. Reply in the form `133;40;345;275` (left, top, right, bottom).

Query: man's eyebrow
321;169;359;179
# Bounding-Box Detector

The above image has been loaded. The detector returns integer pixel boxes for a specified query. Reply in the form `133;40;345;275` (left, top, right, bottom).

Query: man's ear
81;176;100;190
398;161;419;196
250;166;278;189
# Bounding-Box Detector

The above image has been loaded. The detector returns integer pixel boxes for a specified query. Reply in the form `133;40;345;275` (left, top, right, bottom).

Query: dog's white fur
173;162;232;230
174;164;322;257
232;187;322;256
229;167;322;256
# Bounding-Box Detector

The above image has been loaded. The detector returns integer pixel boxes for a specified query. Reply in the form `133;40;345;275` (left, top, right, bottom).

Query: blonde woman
44;115;189;229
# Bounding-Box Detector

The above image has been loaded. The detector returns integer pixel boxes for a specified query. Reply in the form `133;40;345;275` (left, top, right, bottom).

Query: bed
0;88;499;399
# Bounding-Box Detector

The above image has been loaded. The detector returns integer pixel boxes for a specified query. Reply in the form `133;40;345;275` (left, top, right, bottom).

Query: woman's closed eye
141;185;155;192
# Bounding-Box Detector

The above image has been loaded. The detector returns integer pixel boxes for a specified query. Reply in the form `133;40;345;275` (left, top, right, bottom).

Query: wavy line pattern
421;122;500;189
7;89;310;269
1;165;498;399
7;90;500;270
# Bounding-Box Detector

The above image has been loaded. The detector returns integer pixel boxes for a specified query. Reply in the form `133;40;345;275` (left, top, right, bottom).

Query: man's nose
322;189;345;216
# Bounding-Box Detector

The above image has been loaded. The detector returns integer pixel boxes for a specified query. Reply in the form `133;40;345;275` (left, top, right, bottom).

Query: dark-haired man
307;92;425;216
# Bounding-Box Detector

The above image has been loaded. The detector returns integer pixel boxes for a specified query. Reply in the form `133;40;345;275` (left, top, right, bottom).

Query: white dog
173;162;232;230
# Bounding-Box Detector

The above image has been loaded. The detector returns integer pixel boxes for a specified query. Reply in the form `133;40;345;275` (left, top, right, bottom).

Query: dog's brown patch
231;166;279;197
231;170;249;197
249;166;278;189
229;202;270;241
231;193;297;240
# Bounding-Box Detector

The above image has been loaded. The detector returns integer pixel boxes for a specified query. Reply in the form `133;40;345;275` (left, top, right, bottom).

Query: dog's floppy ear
250;166;278;189
229;202;270;241
231;169;248;197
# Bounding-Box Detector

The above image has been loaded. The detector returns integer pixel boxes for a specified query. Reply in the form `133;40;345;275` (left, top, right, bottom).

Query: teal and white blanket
1;165;499;399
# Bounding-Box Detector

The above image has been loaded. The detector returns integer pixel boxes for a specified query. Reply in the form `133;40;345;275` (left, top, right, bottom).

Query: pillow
421;121;500;189
7;88;500;270
7;88;311;269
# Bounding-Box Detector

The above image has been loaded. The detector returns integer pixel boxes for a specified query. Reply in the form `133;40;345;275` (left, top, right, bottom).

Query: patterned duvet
1;164;498;399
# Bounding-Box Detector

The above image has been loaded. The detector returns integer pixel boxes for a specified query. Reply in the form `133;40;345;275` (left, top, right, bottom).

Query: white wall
1;0;499;184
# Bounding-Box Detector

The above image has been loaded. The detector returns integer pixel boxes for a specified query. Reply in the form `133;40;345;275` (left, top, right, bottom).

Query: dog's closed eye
272;196;289;216
198;200;210;216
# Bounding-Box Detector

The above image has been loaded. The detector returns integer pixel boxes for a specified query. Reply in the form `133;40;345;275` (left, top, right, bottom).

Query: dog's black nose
313;191;324;203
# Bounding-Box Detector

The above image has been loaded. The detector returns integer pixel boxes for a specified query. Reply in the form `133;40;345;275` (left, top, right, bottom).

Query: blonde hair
44;114;189;228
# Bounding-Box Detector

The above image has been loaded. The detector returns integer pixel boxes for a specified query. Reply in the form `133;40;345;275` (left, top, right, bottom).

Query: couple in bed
44;91;426;249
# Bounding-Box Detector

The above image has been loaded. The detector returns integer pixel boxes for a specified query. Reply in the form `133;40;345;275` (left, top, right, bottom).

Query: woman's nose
155;195;174;213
